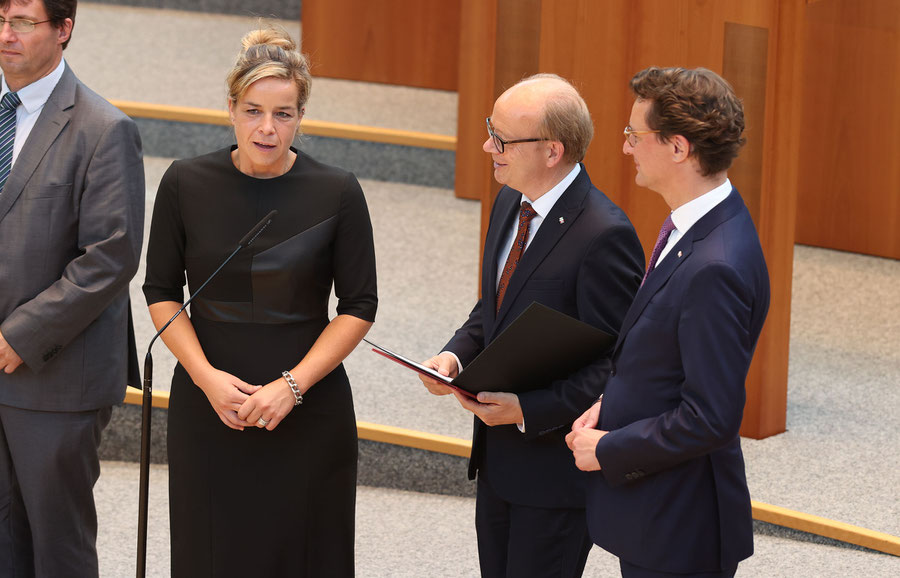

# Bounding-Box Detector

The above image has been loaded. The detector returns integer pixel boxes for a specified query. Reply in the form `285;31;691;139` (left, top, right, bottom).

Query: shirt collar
1;57;66;114
521;163;581;218
670;178;732;235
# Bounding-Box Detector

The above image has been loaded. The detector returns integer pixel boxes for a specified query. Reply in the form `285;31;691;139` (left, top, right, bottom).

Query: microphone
136;209;277;578
239;209;277;248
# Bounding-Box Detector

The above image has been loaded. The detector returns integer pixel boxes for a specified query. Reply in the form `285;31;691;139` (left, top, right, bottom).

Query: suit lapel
613;230;694;352
0;66;75;223
492;168;590;333
612;189;746;354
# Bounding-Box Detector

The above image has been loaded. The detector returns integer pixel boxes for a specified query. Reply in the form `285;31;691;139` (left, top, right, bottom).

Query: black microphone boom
136;210;277;578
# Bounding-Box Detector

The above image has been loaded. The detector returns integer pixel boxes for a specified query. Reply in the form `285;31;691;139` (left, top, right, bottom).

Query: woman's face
229;76;303;178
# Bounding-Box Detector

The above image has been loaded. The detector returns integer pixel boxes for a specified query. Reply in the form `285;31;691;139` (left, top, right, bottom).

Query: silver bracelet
282;370;304;406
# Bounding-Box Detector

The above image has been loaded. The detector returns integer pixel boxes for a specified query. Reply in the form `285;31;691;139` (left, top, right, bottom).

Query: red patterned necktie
496;201;537;312
641;214;676;286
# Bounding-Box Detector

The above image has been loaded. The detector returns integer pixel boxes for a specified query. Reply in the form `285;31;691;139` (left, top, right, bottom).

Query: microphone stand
136;210;277;578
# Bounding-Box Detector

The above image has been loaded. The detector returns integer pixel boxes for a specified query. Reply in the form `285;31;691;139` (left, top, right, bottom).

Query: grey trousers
0;403;112;578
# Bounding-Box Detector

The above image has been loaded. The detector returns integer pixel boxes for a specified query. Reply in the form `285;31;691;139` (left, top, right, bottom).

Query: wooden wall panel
796;0;900;259
723;22;769;225
537;1;778;267
302;0;460;90
538;0;635;213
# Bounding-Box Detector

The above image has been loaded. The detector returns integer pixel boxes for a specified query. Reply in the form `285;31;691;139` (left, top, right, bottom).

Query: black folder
366;302;614;396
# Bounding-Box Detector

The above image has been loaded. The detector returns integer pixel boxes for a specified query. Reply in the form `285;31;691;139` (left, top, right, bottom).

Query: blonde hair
226;27;312;112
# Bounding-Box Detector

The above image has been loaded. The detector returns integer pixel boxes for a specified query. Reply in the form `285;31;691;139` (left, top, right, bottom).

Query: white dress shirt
1;57;66;167
495;163;581;286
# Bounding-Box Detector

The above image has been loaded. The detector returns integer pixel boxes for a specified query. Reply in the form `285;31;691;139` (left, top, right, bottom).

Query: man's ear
671;135;691;162
57;18;73;46
546;141;565;167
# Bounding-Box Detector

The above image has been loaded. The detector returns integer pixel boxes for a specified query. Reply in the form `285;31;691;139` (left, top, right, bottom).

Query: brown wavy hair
630;67;745;176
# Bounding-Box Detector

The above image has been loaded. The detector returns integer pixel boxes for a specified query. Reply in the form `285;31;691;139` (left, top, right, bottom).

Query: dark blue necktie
0;91;21;192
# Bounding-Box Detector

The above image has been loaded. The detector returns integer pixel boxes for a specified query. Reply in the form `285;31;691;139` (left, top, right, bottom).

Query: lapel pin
677;250;683;258
559;217;565;224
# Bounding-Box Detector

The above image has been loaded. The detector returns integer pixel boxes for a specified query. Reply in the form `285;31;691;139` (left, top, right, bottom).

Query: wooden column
456;0;801;438
741;0;804;438
456;0;543;227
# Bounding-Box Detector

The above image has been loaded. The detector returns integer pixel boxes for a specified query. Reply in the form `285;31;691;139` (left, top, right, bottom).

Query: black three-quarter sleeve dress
142;147;377;577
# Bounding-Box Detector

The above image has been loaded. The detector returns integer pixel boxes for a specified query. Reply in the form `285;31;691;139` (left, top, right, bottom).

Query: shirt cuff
439;350;464;374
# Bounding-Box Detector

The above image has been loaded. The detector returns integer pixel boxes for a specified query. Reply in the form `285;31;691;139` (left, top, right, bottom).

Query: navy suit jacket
587;189;769;573
445;166;644;508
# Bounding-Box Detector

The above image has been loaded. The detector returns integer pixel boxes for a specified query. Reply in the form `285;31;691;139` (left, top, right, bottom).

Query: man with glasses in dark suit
0;1;144;575
420;73;644;578
567;67;770;577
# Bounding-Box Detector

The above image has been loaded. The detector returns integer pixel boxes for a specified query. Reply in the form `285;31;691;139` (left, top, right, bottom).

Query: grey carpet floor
96;462;900;577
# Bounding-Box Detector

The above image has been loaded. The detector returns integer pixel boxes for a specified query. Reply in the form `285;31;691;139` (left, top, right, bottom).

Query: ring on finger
257;417;270;427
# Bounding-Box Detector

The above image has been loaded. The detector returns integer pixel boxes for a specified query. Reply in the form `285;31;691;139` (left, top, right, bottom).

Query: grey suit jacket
0;64;144;412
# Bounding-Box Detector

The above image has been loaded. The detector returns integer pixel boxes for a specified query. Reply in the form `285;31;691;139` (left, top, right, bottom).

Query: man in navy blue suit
566;67;770;577
420;74;644;577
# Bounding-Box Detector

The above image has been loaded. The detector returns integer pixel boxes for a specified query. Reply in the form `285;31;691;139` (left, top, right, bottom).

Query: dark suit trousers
476;476;592;578
0;403;112;578
620;559;738;578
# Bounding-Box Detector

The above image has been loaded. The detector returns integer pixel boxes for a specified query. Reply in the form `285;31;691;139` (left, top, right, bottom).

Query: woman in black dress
142;28;376;577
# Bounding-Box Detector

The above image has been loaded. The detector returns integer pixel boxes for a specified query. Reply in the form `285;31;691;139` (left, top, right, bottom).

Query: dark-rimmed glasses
486;117;548;154
0;17;52;34
624;126;661;147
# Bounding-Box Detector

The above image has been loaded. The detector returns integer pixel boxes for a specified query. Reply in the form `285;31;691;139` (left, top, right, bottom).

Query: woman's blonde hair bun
227;26;311;114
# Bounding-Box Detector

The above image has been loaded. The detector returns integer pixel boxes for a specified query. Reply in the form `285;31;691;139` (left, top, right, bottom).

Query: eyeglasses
486;117;548;154
0;17;52;34
623;126;660;147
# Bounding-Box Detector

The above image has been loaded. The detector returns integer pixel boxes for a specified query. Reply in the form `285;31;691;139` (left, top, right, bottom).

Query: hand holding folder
366;302;615;396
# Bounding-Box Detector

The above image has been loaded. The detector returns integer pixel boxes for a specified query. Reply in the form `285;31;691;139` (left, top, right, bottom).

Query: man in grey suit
0;0;144;575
